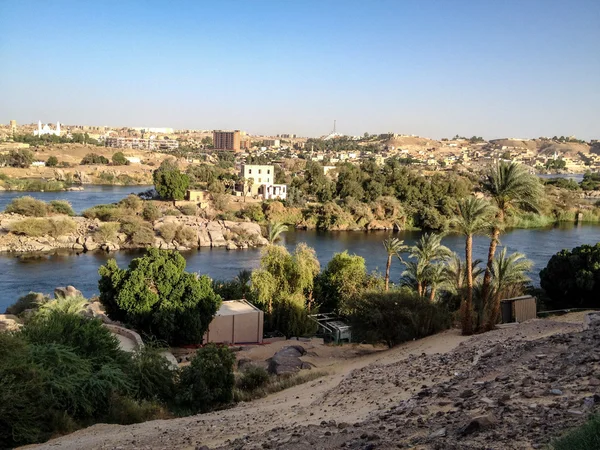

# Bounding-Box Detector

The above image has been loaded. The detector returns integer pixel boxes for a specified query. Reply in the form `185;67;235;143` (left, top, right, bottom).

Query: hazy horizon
1;0;599;140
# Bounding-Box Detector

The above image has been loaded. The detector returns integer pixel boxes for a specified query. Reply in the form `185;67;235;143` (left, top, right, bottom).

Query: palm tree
401;233;450;297
382;237;405;291
444;253;484;296
235;269;252;298
37;295;88;317
486;248;533;329
267;222;288;244
451;197;495;335
425;263;448;302
481;161;543;307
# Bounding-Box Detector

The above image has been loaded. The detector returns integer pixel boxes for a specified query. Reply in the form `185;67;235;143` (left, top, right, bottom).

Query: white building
34;121;61;137
239;164;286;200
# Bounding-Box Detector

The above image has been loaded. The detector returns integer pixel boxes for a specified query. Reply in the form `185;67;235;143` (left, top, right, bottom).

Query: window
258;169;262;174
259;178;262;183
248;169;252;174
267;169;270;174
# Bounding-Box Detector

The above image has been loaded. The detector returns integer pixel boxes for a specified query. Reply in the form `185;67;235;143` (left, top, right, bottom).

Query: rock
84;238;99;251
460;414;497;436
72;243;84;251
268;345;308;375
459;389;474;398
550;389;563;396
428;427;446;438
226;242;238;250
54;285;83;299
589;377;600;386
0;314;22;332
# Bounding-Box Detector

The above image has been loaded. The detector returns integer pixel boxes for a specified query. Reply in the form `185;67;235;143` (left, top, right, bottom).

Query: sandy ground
26;314;587;450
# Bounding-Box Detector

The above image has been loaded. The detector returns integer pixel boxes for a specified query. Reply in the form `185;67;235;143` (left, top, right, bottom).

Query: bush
98;249;221;345
104;395;169;425
348;290;451;348
540;243;600;309
49;200;75;216
164;208;180;216
237;366;270;391
176;344;235;413
95;222;120;243
81;153;109;165
153;164;190;201
112;152;129;166
82;204;123;221
119;194;142;212
142;202;162;222
5;292;49;315
46;156;58;167
237;204;265;222
175;225;197;247
120;219;155;246
552;414;600;450
158;223;178;242
5;196;49;216
178;204;197;216
9;217;77;238
128;346;176;403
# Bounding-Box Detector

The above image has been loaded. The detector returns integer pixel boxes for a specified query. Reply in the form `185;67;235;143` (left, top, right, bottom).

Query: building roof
216;299;261;316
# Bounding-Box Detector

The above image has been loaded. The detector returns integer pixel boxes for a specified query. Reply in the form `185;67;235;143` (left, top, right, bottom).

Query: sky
0;0;599;140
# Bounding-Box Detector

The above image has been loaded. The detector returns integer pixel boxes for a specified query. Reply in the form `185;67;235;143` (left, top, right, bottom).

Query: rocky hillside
28;314;599;450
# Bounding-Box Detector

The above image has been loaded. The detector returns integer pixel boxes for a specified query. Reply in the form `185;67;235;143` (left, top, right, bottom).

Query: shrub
142;202;162;222
175;225;197;247
212;192;229;211
81;153;109;165
158;223;178;242
164;208;180;216
5;196;49;216
178;204;197;216
98;249;221;345
552;414;600;450
82;204;123;221
128;346;176;403
540;243;600;309
348;290;451;348
95;222;121;243
176;344;235;413
237;366;270;391
9;217;76;238
104;396;169;425
5;292;49;315
120;219;155;246
46;156;58;167
111;152;129;166
237;204;265;222
49;200;75;216
118;194;142;212
153;164;190;201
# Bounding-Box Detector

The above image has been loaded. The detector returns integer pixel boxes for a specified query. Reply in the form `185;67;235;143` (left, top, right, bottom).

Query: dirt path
28;315;585;450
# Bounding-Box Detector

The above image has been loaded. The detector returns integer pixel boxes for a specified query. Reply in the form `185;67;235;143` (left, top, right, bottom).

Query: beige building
214;130;242;152
240;164;274;195
203;300;264;345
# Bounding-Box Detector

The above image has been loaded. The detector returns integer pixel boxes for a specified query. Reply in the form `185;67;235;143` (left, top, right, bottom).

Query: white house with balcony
238;164;286;200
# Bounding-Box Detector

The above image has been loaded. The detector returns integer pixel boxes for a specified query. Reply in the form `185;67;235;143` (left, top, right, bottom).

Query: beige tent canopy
203;300;264;345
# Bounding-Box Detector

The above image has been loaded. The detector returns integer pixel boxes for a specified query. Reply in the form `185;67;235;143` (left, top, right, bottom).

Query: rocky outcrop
267;345;313;375
0;314;22;332
0;213;268;253
54;285;83;299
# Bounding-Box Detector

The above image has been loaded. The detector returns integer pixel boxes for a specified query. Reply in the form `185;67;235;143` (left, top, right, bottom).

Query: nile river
0;185;599;311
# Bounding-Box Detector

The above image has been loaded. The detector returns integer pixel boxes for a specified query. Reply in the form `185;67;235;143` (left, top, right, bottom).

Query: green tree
481;161;543;328
46;156;58;167
153;162;190;202
451;197;494;335
540;243;600;309
382;237;405;291
401;233;451;298
267;222;288;244
486;248;532;328
98;249;221;345
315;251;367;314
112;152;129;166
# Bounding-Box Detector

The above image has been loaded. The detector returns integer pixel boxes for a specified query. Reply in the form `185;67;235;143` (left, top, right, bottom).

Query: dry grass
233;370;328;402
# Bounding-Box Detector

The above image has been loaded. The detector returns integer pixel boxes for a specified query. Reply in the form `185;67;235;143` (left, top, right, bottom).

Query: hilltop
27;312;599;450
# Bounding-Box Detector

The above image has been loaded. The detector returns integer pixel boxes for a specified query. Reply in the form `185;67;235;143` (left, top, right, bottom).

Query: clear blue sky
1;0;598;139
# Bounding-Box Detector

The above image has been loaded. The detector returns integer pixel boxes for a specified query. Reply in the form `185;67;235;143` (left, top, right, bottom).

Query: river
1;224;599;312
1;184;599;311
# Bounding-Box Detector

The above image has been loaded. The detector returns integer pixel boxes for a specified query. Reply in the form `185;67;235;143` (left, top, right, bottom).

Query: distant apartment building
278;134;297;139
263;139;280;148
239;164;286;200
105;137;179;151
214;130;242;152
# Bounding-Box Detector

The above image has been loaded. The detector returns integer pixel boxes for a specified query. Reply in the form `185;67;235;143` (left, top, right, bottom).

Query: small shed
203;300;264;345
309;313;352;343
501;295;537;323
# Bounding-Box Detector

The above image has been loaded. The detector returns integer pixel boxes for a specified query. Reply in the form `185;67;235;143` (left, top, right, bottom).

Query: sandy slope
27;315;585;450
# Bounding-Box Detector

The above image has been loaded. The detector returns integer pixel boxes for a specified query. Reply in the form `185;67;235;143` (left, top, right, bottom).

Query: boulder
0;314;23;332
54;285;83;299
207;221;227;247
268;345;311;375
460;414;497;436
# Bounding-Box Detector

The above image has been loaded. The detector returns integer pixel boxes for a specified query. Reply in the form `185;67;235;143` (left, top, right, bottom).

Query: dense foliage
540;243;600;309
153;159;190;201
80;153;109;165
98;249;221;345
0;149;34;167
112;152;129;166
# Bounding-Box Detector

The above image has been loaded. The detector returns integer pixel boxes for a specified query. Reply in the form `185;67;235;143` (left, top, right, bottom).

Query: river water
1;184;599;312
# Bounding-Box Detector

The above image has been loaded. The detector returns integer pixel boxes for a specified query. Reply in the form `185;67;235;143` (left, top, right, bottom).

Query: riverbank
0;213;268;253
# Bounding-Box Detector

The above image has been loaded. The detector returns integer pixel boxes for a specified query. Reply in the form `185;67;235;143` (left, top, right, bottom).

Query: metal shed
501;295;537;323
203;300;264;345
